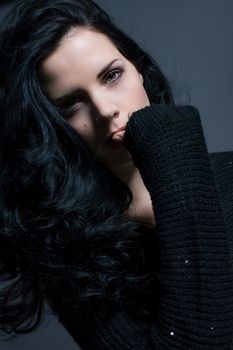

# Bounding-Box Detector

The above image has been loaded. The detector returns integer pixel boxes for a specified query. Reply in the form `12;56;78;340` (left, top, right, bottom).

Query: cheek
140;86;150;104
124;75;149;105
69;117;93;142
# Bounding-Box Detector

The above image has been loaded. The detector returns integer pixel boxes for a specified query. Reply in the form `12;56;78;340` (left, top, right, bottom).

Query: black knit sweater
57;104;233;349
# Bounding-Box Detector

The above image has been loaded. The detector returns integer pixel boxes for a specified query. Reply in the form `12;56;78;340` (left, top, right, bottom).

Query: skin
39;26;156;227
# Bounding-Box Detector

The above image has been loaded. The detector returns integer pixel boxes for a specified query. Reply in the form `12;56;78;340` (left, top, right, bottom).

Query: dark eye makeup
55;68;123;118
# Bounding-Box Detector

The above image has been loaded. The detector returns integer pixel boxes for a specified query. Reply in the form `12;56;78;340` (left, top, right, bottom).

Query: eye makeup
55;67;124;118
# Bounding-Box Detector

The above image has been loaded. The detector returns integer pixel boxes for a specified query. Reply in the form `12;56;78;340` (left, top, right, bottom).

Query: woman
0;0;233;348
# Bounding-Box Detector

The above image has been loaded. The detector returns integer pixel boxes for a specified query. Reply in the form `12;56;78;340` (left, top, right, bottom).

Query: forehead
40;27;121;79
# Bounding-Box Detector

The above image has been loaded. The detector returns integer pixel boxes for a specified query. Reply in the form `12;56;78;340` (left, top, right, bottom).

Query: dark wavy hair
0;0;176;341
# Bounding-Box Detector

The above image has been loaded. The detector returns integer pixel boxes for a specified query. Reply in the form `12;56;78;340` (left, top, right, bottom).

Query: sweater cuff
123;103;201;149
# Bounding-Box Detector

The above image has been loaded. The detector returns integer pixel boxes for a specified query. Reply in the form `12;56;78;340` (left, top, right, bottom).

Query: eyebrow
53;58;120;105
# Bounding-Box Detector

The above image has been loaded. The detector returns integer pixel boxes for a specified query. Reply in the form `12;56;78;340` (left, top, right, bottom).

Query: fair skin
39;26;156;227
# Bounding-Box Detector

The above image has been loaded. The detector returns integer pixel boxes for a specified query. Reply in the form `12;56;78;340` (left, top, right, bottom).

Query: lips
105;125;126;143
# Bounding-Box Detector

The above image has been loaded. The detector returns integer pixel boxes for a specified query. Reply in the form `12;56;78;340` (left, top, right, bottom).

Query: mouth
105;125;126;144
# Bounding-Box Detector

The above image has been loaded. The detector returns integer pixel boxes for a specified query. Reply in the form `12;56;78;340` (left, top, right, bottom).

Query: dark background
0;1;232;349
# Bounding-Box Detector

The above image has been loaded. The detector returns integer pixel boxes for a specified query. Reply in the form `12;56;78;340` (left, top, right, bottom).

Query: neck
107;159;141;196
106;160;156;227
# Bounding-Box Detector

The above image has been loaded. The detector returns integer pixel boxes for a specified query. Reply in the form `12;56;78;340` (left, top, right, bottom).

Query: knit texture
57;104;233;349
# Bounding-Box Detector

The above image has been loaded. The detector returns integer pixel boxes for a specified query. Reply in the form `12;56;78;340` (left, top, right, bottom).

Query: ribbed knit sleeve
122;103;233;348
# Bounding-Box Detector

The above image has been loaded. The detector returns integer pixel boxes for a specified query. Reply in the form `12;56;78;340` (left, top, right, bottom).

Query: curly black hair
0;0;176;341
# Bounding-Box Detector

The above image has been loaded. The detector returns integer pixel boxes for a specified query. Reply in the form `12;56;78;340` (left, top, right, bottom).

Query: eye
57;100;82;119
104;69;122;84
57;69;122;119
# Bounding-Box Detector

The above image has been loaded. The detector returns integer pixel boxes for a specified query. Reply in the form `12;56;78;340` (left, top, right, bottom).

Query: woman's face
39;26;150;167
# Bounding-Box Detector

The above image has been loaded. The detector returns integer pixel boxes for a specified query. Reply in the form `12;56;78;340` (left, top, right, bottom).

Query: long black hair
0;0;175;340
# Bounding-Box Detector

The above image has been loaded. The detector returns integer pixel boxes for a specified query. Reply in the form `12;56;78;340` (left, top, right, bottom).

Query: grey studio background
0;1;232;349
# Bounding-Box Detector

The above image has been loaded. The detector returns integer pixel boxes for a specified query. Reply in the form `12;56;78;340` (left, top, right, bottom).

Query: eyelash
59;68;123;117
104;68;122;84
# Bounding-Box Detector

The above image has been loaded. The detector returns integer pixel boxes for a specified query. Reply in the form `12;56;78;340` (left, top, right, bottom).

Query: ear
139;73;144;84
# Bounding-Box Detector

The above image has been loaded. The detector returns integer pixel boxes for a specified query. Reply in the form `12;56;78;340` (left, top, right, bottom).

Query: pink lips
105;125;126;144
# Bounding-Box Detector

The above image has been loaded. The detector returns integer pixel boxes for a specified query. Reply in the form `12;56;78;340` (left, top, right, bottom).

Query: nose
91;93;119;123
